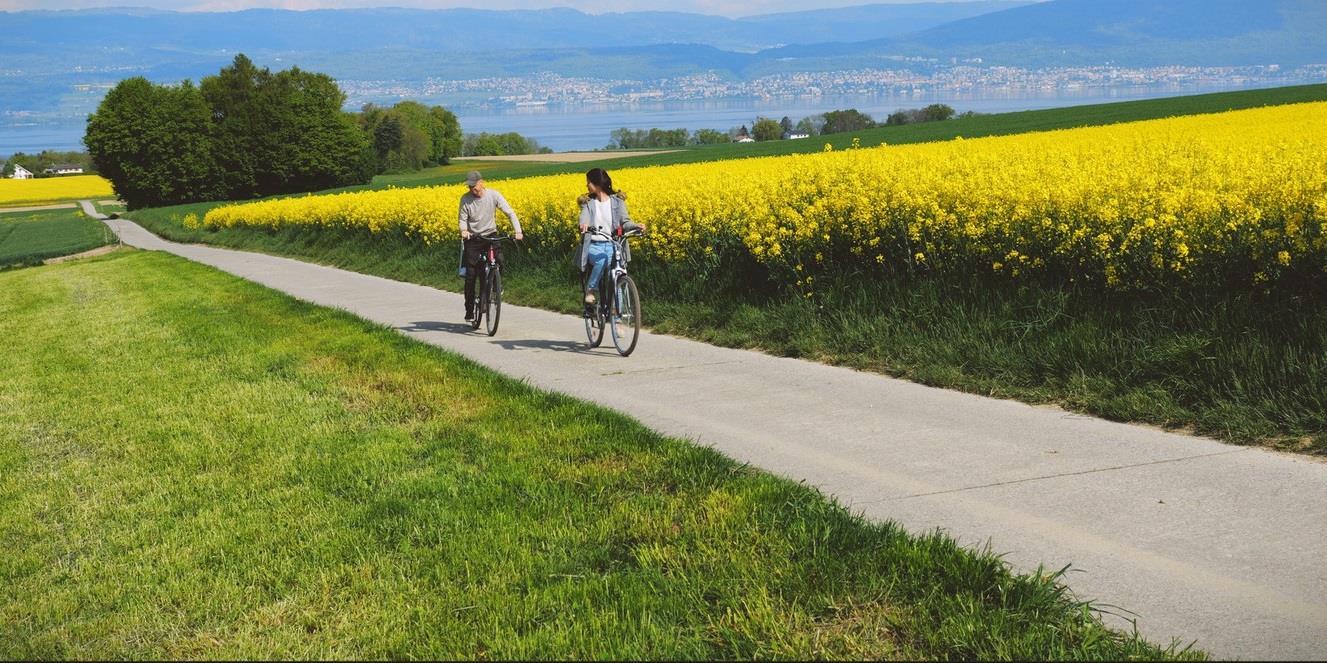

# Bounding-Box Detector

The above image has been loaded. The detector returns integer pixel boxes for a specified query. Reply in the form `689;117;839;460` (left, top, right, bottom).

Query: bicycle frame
469;234;511;333
472;234;509;275
585;229;636;303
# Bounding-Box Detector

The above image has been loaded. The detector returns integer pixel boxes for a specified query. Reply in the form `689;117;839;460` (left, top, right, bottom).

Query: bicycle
581;228;643;356
468;234;512;336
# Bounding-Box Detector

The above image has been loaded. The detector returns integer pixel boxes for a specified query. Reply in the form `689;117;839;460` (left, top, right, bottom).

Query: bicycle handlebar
582;228;645;241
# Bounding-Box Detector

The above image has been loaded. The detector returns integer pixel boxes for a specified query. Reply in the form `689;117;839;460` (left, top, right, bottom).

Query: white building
43;164;85;176
10;164;33;179
735;136;756;143
788;132;810;140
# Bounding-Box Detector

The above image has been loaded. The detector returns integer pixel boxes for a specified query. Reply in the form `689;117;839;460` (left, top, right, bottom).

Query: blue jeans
585;241;613;294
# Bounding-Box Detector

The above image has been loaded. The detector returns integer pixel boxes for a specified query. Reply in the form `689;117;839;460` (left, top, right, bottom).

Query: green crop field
0;250;1198;659
347;83;1327;190
0;207;114;269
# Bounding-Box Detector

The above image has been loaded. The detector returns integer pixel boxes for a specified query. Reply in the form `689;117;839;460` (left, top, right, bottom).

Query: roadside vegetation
0;250;1200;659
0;207;113;269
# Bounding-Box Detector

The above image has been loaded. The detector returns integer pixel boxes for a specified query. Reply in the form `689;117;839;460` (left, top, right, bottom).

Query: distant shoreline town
340;64;1327;111
4;64;1326;135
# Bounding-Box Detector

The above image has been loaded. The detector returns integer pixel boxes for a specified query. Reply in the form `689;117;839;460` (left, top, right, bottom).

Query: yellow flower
203;101;1327;292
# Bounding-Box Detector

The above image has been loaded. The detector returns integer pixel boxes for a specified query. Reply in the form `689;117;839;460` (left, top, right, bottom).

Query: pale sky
0;0;995;19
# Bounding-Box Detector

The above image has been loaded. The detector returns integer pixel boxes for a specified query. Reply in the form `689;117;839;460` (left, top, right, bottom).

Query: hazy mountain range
6;0;1327;78
769;0;1327;67
2;2;1031;69
3;0;1326;126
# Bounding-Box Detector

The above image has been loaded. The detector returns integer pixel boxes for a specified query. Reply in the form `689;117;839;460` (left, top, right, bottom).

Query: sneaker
584;291;597;305
464;309;474;321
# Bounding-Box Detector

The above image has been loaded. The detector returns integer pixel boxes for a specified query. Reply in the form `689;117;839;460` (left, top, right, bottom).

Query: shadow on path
398;320;476;334
493;337;607;356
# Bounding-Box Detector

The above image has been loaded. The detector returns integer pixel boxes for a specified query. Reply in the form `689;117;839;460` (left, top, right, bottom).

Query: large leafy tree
820;108;876;134
751;117;784;142
200;54;266;199
85;77;225;209
690;128;731;145
88;54;375;208
461;132;544;157
253;66;372;194
427;106;463;164
359;101;463;172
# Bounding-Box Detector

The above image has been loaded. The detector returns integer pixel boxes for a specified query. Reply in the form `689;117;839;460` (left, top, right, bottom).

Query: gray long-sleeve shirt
458;189;522;236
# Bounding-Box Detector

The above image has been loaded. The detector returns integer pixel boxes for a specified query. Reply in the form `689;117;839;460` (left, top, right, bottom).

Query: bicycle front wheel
610;274;641;357
485;267;502;337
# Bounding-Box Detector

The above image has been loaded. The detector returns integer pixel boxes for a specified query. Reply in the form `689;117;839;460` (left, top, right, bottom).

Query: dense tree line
885;104;959;126
84;54;474;209
605;126;735;149
604;104;968;150
819;109;878;134
1;150;95;177
86;55;374;208
462;132;550;157
359;101;462;173
86;77;230;208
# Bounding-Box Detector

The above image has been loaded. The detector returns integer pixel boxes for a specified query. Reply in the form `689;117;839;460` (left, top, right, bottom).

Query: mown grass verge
0;207;114;269
0;250;1198;659
126;212;1327;455
91;199;126;217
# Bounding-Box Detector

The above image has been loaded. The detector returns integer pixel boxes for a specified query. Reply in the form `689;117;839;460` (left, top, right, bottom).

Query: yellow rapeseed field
205;102;1327;290
0;175;116;207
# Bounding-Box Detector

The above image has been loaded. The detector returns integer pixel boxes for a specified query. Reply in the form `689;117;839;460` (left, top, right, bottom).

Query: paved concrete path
88;203;1327;659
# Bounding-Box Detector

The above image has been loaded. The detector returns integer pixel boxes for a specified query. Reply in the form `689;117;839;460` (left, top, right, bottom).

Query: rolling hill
770;0;1327;66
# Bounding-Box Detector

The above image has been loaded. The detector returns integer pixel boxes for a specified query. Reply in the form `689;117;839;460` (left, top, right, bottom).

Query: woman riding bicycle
577;168;642;315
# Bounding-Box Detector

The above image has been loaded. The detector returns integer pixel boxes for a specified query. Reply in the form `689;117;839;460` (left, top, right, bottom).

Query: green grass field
0;207;114;269
0;250;1197;659
371;159;511;187
125;84;1327;453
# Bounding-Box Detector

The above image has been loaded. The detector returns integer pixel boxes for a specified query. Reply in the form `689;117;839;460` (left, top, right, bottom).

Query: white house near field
736;136;756;143
10;164;33;179
43;164;84;176
788;132;810;140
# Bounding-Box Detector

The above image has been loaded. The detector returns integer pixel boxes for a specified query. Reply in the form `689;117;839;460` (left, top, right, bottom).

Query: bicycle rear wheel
471;265;486;331
610;274;641;357
485;267;502;336
583;276;605;348
584;308;605;348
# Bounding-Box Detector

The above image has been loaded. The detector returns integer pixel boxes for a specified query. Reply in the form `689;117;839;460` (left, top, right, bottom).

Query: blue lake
0;83;1290;155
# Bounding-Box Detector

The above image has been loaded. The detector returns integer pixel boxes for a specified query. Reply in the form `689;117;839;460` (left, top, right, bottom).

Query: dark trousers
463;238;502;312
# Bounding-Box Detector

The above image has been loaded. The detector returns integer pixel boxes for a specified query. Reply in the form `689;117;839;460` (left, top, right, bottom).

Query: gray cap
465;170;483;187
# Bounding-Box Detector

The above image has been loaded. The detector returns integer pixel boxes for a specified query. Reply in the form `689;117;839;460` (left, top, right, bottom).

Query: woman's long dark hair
586;167;616;196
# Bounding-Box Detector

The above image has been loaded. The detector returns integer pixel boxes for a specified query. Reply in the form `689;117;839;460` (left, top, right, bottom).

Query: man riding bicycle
459;170;522;321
